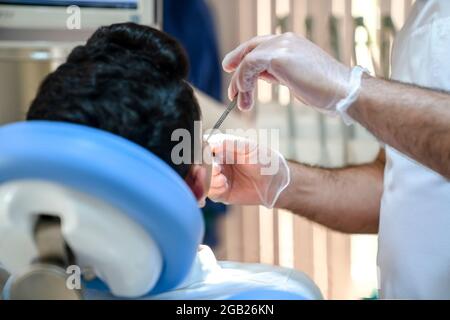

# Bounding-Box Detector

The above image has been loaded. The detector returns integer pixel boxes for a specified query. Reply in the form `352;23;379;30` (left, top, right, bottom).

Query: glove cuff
336;66;368;125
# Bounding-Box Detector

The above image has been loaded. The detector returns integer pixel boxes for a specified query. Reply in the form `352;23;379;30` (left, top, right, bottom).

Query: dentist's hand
223;33;352;113
207;134;290;208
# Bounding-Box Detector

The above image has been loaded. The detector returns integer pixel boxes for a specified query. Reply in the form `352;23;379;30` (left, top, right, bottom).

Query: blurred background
0;0;416;299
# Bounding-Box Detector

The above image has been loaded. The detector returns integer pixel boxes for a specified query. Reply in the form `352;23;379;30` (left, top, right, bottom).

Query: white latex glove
223;33;353;114
207;134;290;209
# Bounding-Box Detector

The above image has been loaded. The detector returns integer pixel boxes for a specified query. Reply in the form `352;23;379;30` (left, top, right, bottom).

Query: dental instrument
206;96;238;141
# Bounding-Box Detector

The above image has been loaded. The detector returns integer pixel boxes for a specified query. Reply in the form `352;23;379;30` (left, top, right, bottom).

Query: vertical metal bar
224;206;244;262
292;0;308;36
291;0;315;286
262;0;280;267
274;0;296;269
242;206;262;263
293;215;314;279
273;208;280;266
337;0;352;152
380;0;393;78
327;230;352;299
307;0;332;168
340;0;355;166
307;0;332;299
236;0;263;263
326;0;354;300
259;206;275;264
277;209;294;268
239;0;258;42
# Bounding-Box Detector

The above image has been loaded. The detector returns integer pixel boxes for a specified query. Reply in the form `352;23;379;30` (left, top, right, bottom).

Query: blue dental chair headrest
0;121;204;295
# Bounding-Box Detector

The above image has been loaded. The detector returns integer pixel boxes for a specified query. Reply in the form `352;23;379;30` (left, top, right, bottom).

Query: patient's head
27;23;210;205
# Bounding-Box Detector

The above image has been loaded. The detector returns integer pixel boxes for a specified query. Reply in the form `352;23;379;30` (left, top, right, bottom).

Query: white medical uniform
378;0;450;299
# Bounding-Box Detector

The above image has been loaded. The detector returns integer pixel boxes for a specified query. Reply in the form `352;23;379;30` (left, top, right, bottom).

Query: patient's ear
185;164;208;208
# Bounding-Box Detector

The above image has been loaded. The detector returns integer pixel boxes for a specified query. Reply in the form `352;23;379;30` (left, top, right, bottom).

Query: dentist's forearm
348;75;450;179
276;153;384;234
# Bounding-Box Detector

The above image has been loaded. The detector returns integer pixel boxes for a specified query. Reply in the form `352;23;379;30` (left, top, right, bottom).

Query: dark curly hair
27;23;201;178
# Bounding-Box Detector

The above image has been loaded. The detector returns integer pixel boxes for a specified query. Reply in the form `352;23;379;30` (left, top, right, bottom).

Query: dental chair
0;121;322;300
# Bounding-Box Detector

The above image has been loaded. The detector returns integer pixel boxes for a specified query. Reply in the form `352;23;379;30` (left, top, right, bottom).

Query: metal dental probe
206;96;238;141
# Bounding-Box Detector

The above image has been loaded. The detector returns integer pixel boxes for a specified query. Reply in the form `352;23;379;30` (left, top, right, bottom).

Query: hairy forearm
276;155;384;234
349;75;450;179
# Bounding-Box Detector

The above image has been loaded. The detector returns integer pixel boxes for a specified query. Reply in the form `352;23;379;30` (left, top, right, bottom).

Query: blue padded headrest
0;121;204;295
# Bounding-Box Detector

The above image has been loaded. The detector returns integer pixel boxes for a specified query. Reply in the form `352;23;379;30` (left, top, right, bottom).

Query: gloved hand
207;134;290;208
222;33;354;114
